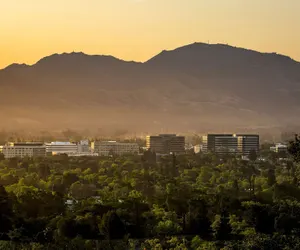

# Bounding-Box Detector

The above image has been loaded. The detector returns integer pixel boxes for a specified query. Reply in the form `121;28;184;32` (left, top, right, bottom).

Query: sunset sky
0;0;299;69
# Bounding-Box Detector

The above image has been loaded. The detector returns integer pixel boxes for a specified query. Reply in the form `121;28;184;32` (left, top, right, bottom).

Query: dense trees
0;137;299;248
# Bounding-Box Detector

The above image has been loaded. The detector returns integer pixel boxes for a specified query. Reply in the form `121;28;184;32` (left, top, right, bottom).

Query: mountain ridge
0;42;300;134
2;42;299;70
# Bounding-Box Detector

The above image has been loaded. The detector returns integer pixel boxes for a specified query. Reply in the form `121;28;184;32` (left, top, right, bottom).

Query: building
202;134;238;155
0;142;46;158
53;152;99;157
270;143;288;153
46;140;91;155
146;134;185;154
45;141;78;155
194;144;203;154
202;134;259;156
237;134;260;156
77;140;90;153
91;141;139;156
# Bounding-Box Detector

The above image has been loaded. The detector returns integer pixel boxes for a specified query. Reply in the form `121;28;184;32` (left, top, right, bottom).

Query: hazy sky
0;0;299;69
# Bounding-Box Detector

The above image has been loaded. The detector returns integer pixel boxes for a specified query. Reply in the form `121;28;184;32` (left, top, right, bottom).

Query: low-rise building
45;141;79;155
0;142;46;158
77;140;90;153
270;143;288;153
46;140;91;155
91;141;139;156
53;152;98;157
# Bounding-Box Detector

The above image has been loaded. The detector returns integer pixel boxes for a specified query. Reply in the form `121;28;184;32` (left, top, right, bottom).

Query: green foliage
0;139;299;248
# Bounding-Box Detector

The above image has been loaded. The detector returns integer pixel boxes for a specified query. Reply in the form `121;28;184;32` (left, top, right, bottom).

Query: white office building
0;142;46;159
270;143;288;153
53;152;98;157
78;140;90;153
91;141;139;156
45;142;78;155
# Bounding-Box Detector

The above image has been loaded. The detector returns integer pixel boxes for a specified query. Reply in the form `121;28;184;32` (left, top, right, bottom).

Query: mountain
0;43;300;134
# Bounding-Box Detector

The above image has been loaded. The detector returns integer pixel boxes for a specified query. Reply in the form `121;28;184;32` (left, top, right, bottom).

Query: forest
1;137;300;249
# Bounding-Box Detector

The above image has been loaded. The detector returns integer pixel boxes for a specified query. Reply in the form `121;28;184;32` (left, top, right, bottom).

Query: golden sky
0;0;299;69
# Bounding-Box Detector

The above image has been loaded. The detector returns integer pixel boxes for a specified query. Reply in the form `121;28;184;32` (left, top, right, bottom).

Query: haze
1;0;300;69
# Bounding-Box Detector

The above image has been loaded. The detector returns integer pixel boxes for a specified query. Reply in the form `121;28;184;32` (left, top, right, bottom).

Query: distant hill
1;43;300;134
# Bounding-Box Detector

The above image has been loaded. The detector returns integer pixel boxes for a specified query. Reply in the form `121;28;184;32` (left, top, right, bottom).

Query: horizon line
1;41;298;70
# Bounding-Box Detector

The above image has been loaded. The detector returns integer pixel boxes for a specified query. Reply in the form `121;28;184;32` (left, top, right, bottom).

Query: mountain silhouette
1;43;300;133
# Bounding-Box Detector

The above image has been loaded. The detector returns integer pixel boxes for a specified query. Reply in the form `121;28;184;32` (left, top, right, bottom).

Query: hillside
0;43;300;134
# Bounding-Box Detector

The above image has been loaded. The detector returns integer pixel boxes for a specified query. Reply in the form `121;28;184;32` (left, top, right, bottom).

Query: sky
0;0;300;69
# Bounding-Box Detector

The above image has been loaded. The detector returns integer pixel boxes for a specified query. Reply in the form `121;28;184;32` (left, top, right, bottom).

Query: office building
91;141;139;156
0;142;46;159
46;140;91;155
53;152;99;157
45;141;78;155
146;134;185;154
270;143;288;153
194;144;203;154
77;140;90;153
202;134;238;155
202;134;259;156
237;134;260;156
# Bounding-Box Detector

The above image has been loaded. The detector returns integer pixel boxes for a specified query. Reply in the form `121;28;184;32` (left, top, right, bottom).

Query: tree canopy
0;139;299;249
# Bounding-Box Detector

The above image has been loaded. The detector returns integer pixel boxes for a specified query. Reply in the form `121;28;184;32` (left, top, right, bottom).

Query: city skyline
1;0;300;69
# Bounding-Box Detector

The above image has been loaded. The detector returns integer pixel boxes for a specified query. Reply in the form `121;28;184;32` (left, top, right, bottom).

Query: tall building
146;134;185;154
202;134;259;156
0;142;46;159
91;141;139;156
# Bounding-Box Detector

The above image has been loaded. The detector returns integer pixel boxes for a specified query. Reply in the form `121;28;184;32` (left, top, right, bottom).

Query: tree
70;182;96;200
186;199;211;238
57;217;77;238
211;211;232;241
0;153;5;161
191;235;202;250
288;134;300;163
99;211;127;241
0;185;13;238
274;213;298;234
63;172;79;188
249;149;258;162
233;179;239;197
37;162;51;180
13;188;64;218
267;168;276;187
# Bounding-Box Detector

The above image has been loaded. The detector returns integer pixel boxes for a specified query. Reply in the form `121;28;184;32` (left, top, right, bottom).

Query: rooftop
47;142;76;145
